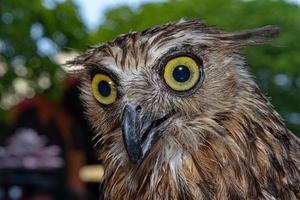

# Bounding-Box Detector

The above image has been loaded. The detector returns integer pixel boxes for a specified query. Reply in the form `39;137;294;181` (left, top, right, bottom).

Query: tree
90;0;300;136
0;0;88;122
1;0;299;136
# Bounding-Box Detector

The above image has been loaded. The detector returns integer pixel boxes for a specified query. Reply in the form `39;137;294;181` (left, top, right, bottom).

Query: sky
73;0;300;32
73;0;165;32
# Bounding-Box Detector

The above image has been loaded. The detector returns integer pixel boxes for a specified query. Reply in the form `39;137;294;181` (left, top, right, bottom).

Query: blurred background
0;0;299;199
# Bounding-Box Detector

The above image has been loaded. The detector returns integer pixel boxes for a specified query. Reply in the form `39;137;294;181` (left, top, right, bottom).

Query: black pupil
98;81;111;97
173;65;190;82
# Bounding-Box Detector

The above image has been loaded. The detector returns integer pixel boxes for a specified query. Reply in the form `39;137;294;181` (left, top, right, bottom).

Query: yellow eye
91;74;117;105
163;56;202;93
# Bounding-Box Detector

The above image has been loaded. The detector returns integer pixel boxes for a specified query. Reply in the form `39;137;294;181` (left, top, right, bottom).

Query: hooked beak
121;104;172;164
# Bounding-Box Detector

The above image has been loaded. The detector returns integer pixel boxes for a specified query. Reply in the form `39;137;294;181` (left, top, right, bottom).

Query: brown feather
67;19;300;199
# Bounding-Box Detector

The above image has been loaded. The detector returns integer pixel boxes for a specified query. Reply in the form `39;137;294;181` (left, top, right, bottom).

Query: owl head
67;20;279;167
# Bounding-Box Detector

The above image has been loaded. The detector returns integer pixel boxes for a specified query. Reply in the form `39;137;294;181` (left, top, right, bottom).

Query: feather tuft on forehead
65;19;279;74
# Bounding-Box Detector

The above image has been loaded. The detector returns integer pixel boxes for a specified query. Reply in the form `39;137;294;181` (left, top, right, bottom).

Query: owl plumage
67;20;300;199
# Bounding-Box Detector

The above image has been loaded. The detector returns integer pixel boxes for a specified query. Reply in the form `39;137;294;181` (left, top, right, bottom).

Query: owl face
68;20;279;166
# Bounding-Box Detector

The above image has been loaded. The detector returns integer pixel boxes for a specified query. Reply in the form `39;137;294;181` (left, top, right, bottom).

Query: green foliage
0;0;88;119
90;0;300;135
0;0;299;135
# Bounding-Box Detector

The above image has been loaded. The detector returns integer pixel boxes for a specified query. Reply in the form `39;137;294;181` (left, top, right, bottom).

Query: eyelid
160;46;201;61
157;49;203;75
89;64;120;85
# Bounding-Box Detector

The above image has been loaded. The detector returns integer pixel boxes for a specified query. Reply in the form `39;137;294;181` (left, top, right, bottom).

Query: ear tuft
219;25;280;46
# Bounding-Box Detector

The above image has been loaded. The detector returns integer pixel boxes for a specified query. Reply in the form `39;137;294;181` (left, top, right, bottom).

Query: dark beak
121;104;172;164
121;104;143;163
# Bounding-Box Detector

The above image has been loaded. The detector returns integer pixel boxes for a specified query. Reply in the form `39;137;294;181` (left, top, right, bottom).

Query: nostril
135;105;142;113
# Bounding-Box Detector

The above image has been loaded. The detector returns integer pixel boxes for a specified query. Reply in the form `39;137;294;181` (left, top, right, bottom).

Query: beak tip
129;153;142;164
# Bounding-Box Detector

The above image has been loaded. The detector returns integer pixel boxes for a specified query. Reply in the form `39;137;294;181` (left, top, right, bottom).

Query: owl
67;20;300;199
